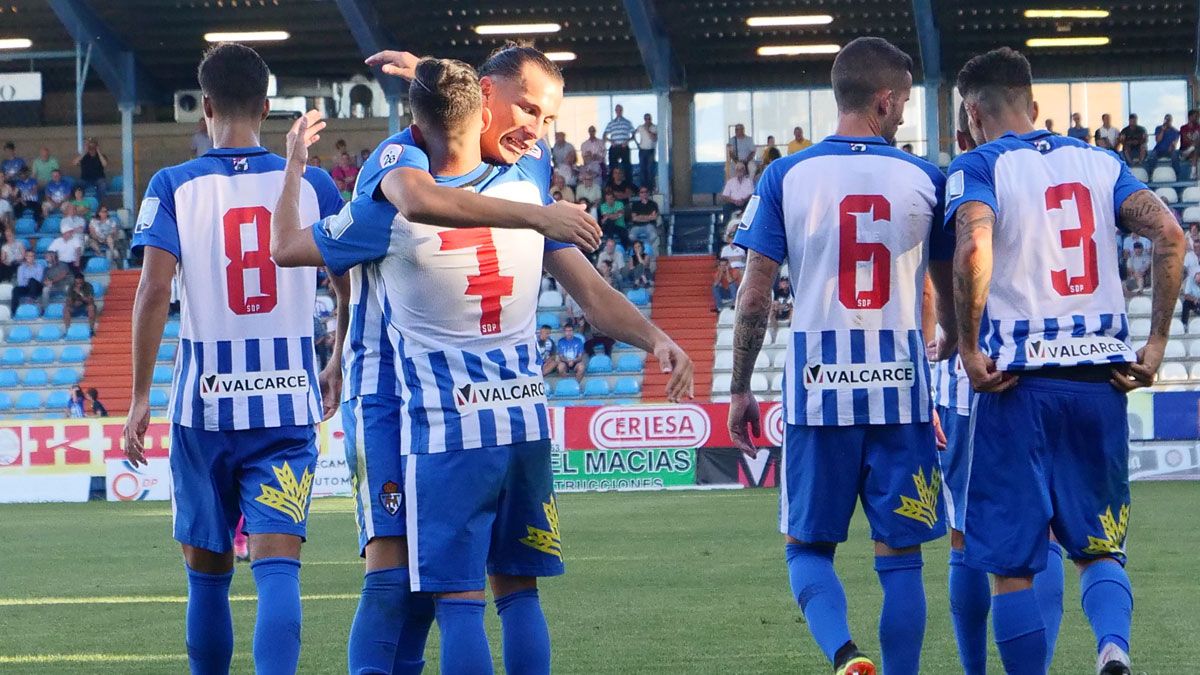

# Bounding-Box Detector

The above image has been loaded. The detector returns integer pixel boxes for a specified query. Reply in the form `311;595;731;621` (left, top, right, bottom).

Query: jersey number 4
838;195;892;309
1046;182;1099;296
439;229;515;335
223;206;277;315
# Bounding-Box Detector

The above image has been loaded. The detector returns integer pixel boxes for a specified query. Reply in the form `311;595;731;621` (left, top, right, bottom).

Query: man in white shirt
727;123;757;176
635;113;658;189
48;230;82;268
575;169;601;206
719;160;754;225
1094;114;1119;150
59;202;87;247
550;131;577;186
580;125;605;182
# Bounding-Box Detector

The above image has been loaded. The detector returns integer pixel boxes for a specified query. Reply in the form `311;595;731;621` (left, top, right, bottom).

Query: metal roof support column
912;0;942;162
334;0;406;116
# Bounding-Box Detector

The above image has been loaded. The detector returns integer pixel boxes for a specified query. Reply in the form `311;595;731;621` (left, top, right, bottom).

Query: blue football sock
348;567;432;675
875;553;926;675
1080;560;1133;656
185;566;234;675
495;589;551;675
394;590;435;675
948;548;990;675
1035;542;1066;669
993;588;1047;675
436;598;493;675
250;557;303;675
785;543;852;665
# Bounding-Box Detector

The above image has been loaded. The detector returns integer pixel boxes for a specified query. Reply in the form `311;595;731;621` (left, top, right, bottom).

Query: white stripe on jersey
933;352;972;415
341;262;400;401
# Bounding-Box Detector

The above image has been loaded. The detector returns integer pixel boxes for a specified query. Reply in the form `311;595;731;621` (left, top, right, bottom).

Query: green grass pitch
0;482;1196;673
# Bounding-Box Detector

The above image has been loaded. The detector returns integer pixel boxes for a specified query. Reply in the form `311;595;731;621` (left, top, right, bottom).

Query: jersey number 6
222;206;278;315
1046;182;1099;296
838;195;892;310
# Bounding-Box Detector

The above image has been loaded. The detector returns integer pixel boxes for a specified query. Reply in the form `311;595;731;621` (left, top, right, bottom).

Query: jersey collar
1003;130;1055;143
206;146;269;157
825;134;890;146
434;162;494;189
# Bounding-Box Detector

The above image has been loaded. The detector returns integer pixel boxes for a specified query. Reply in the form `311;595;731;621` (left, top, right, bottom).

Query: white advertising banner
105;458;172;501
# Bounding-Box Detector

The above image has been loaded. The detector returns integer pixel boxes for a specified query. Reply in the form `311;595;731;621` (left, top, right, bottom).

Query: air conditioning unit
174;90;203;123
333;76;391;119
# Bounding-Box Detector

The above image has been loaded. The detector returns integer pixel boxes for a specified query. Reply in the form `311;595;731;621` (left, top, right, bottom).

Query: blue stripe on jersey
1071;314;1087;337
849;330;869;422
1010;320;1030;369
906;330;923;425
791;331;807;422
301;336;319;418
518;343;550;439
463;351;498;448
429;352;465;451
246;339;264;427
880;331;900;424
1115;313;1130;343
385;294;429;454
216;341;234;429
190;341;205;429
489;348;526;444
274;337;295;423
347;272;369;401
986;318;1004;357
820;332;838;426
172;339;188;426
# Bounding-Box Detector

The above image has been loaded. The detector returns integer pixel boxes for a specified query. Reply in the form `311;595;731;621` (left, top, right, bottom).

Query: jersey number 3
439;229;515;335
223;206;277;315
1046;182;1099;296
838;195;892;309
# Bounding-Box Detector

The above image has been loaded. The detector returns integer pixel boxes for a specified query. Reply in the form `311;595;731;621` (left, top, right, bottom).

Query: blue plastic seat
6;326;33;343
157;343;177;361
29;346;55;364
83;197;99;212
109;175;124;192
1;348;24;366
92;282;106;298
15;392;41;410
0;371;17;388
613;377;642;396
553;379;581;398
626;288;650;306
84;257;110;273
536;312;561;330
583;378;610;397
44;303;64;317
150;389;170;407
60;345;86;363
38;220;60;235
52;367;81;385
35;325;64;342
22;369;49;387
45;391;71;409
14;218;36;236
586;354;613;374
163;321;181;339
35;237;53;253
616;354;644;373
0;393;12;411
13;304;39;320
65;324;90;341
152;365;173;384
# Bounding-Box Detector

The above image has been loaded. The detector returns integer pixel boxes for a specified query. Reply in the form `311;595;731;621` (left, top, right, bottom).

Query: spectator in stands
0;223;23;283
550;173;574;204
575;169;601;206
580;317;615;357
1067;113;1090;142
313;313;333;368
608;165;634;202
1095;113;1119;150
2;141;26;184
635;113;657;188
788;126;812;155
63;272;96;335
718;228;746;281
1044;119;1056;134
10;250;43;312
595;260;618;291
577;197;597;221
1181;269;1200;331
357;148;370;168
1181;110;1200;179
630;239;656;278
1150;114;1181;175
536;325;559;376
1119;114;1148;165
604;104;635;172
616;254;650;292
0;183;14;222
89;205;126;266
307;154;323;169
581;125;605;181
551;131;578;186
901;143;915;154
1188;223;1200;246
48;227;81;272
334;138;348;158
727;123;756;175
1126;241;1152;295
771;276;794;331
628;186;660;252
761;144;782;174
41;169;73;217
67;386;86;418
331;152;359;196
31;147;58;185
719;160;754;224
597;237;625;272
86;388;108;417
556;324;586;382
562;289;584;329
191;119;213;157
69;185;92;219
73;137;108;197
759;135;780;165
60;202;87;247
712;258;738;312
14;168;39;221
1184;237;1200;279
599;190;628;244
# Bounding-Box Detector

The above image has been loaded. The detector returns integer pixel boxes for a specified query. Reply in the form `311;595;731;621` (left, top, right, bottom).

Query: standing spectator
727;123;756;174
67;386;86;418
556;324;586;382
634;113;658;188
607;166;634;203
63;272;96;335
331;152;359;196
14;168;39;221
598;190;628;243
0;223;23;282
628;187;660;252
41;169;73;217
1067;113;1090;142
551;131;578;186
73;137;108;197
1044;119;1056;134
41;251;72;306
596;237;626;272
580;317;615;357
1094;113;1119;150
89;205;126;265
31;147;59;185
603;104;635;172
86;388;109;417
2;142;26;184
712;259;738;311
787;126;813;155
191;119;213;157
536;325;559;376
1119;114;1147;166
1180;109;1200;179
10;250;43;312
1150;114;1181;175
580;125;605;180
770;276;794;331
69;185;92;219
575;169;601;205
550;173;574;204
719;161;754;224
1125;241;1152;294
48;230;82;271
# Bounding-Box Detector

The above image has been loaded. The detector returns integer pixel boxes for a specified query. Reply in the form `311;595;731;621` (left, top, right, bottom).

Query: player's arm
271;111;328;267
543;246;693;402
729;249;778;405
1113;189;1187;391
124;246;175;466
952;201;1014;393
317;272;350;421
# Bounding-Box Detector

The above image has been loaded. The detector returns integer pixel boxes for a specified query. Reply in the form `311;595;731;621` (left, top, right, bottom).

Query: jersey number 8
222;206;278;315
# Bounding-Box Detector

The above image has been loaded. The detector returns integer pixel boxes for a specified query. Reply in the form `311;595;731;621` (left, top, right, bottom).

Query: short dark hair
197;43;270;119
1190;109;1199;117
479;41;562;84
540;324;552;331
3;141;12;151
955;47;1033;117
408;58;482;134
831;37;914;113
87;387;98;399
957;100;969;132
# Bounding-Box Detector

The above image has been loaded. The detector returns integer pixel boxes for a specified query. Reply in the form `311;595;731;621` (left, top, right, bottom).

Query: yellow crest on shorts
1083;504;1130;555
519;495;562;560
894;467;941;528
255;461;314;524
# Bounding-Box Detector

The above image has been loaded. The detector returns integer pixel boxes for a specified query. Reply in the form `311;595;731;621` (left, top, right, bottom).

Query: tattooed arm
1112;189;1187;391
727;250;780;455
952;201;1017;393
926;262;957;359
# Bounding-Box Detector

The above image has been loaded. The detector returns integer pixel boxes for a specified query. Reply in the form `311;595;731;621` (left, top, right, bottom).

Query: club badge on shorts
379;480;402;517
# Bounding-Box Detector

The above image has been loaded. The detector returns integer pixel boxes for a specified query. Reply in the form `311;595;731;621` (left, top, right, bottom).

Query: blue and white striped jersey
735;135;951;427
945;130;1145;371
132;147;343;430
312;134;569;453
933;351;972;416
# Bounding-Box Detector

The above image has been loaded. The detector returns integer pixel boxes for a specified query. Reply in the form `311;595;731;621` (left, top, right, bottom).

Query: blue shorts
343;395;406;555
405;439;565;593
964;377;1130;577
781;422;946;548
170;423;318;553
936;407;971;532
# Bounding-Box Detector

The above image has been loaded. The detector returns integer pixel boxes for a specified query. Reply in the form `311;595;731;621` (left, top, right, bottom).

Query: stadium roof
0;0;1196;102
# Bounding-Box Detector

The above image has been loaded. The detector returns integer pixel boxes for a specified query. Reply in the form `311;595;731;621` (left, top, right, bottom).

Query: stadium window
1031;83;1070;133
694;92;752;162
808;89;838;142
895;85;927;156
1128;80;1188;131
1069;81;1127;133
750;90;811;146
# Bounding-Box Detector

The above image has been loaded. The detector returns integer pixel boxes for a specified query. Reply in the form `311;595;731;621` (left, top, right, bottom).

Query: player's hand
122;397;151;468
365;50;420;80
926;332;958;362
318;362;342;422
961;350;1018;393
285;110;326;169
538;201;602;252
727;392;761;457
1111;340;1164;392
652;338;694;403
932;407;947;450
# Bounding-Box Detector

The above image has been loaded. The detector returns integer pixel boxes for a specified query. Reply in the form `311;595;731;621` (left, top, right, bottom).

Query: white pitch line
0;593;358;607
0;653;189;665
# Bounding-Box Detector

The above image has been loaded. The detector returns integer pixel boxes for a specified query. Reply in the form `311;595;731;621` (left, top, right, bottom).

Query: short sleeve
357;137;431;202
943;150;997;232
1111;151;1149;227
302;166;345;219
310;198;392;276
544;237;573;253
733;162;787;263
131;169;180;259
925;169;953;261
516;140;555;205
